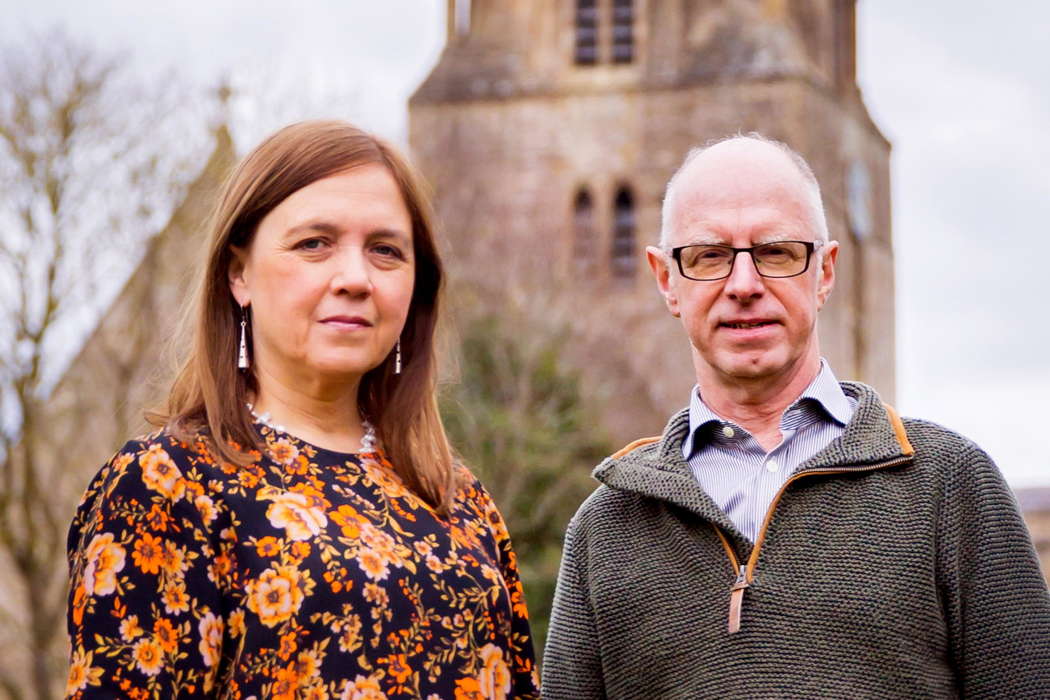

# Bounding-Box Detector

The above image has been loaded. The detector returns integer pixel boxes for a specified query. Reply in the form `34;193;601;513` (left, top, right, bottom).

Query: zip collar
594;382;914;511
593;382;917;633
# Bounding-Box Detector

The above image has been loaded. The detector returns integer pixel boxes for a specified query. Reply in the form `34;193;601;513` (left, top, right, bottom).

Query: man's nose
330;246;372;296
723;250;765;301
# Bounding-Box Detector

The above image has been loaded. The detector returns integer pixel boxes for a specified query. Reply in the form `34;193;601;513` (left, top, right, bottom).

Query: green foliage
440;314;612;653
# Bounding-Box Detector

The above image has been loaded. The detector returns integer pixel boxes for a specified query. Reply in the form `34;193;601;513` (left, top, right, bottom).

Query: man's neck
695;358;822;452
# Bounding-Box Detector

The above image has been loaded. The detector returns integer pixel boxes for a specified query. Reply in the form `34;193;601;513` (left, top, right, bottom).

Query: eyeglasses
669;240;823;281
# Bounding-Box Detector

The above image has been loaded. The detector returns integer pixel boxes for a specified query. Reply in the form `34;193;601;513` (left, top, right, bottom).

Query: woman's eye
372;244;404;259
296;237;328;251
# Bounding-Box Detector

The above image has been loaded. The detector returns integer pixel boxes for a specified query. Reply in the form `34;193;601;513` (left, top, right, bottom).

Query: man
542;135;1050;699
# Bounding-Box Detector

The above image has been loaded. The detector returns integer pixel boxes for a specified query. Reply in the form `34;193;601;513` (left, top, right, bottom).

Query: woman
65;120;540;699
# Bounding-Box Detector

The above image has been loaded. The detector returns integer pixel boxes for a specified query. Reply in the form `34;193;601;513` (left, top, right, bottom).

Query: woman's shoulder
72;427;233;530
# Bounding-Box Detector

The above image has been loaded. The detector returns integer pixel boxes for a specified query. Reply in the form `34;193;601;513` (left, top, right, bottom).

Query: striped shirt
682;361;857;542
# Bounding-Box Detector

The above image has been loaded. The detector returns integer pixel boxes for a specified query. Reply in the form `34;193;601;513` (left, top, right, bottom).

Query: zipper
714;455;914;634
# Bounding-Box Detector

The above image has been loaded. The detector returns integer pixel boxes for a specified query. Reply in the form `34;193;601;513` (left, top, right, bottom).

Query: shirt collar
681;360;854;459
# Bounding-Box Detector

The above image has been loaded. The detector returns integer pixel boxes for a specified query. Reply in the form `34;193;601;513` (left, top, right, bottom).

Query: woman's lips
320;316;372;329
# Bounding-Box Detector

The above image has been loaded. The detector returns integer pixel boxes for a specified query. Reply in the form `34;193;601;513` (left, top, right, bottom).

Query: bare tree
0;29;204;700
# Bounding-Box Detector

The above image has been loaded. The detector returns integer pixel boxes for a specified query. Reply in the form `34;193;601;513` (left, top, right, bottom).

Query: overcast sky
4;1;1048;488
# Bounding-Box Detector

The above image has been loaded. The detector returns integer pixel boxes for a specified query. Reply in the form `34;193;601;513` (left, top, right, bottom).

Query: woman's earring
238;306;250;370
394;338;402;375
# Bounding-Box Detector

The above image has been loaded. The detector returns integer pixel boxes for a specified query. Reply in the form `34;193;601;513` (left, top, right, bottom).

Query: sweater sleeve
542;516;607;700
65;438;229;699
935;442;1050;697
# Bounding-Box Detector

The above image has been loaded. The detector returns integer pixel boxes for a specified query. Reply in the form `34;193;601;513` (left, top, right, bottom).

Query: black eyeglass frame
669;240;824;281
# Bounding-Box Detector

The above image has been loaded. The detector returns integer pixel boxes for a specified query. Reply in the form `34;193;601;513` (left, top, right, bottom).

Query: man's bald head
660;134;829;248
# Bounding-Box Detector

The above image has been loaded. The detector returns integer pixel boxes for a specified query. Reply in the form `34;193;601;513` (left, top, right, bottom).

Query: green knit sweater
542;382;1050;699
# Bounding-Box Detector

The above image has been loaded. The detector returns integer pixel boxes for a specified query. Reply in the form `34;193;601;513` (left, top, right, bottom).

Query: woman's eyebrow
285;220;341;237
367;229;412;246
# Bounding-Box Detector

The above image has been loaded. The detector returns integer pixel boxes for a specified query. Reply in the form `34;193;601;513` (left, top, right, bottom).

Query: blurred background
1;1;1047;697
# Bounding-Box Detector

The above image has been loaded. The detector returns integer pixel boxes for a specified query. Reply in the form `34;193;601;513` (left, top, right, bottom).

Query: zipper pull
728;567;749;634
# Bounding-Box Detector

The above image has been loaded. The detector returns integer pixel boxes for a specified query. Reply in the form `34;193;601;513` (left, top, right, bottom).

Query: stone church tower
412;0;894;437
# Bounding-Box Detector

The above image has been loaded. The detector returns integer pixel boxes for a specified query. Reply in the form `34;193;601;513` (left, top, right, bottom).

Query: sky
3;1;1048;488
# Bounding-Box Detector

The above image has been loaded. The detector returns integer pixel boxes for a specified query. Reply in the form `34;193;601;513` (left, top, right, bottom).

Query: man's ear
646;246;680;317
816;240;839;309
228;246;251;307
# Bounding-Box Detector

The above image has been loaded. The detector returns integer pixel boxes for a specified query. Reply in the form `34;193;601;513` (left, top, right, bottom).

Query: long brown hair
160;120;459;512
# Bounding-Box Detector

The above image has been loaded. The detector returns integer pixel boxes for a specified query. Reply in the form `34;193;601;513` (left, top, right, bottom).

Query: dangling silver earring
394;338;402;375
238;306;250;370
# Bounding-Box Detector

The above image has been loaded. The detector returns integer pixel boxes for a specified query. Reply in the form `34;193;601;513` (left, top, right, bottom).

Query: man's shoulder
566;425;682;538
897;415;989;461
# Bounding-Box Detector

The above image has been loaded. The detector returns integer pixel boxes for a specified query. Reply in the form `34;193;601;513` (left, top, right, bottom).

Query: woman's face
228;164;415;391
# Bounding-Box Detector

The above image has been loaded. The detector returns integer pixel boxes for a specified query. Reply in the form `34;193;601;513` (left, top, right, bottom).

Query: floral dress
65;424;540;699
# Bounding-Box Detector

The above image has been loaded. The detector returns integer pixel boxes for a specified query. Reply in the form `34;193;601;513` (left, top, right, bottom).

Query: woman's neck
250;368;368;453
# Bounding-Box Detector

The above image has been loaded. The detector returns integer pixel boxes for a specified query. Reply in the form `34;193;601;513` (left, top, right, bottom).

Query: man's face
647;141;838;390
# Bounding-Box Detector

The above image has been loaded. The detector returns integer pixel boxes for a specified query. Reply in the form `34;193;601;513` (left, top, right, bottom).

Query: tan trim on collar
611;436;661;459
882;403;915;456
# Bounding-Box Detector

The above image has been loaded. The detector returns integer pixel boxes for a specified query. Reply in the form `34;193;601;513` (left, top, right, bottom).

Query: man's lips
719;319;779;330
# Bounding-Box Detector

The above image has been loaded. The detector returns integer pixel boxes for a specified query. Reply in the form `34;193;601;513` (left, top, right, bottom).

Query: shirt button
766;459;779;472
722;425;735;438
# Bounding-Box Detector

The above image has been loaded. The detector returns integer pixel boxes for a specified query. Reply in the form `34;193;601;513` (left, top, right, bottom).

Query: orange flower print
162;582;190;615
277;631;298;660
83;532;126;596
290;541;311;561
478;644;512;700
67;434;540;699
246;564;312;627
183;480;205;501
66;646;104;695
209;552;234;585
339;674;389;700
293;649;321;682
195;494;218;525
132;532;165;574
145;503;170;531
269;438;299;465
266;491;327;541
362;582;389;607
71;582;87;626
160;540;189;575
302;685;329;700
272;663;302;700
133;636;164;676
256;536;281;557
120;615;143;641
330;504;365;538
198;612;224;667
384;652;412;684
139;444;183;499
356;548;390;582
453;677;484;700
153;618;179;654
238;466;262;489
228;608;246;637
359;523;397;558
333;613;363;653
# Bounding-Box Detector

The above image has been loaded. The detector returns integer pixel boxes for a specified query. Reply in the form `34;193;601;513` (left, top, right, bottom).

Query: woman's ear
228;246;251;307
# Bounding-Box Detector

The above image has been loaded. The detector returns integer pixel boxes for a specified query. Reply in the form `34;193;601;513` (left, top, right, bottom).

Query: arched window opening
611;187;636;278
612;0;635;63
575;0;599;65
573;188;596;271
